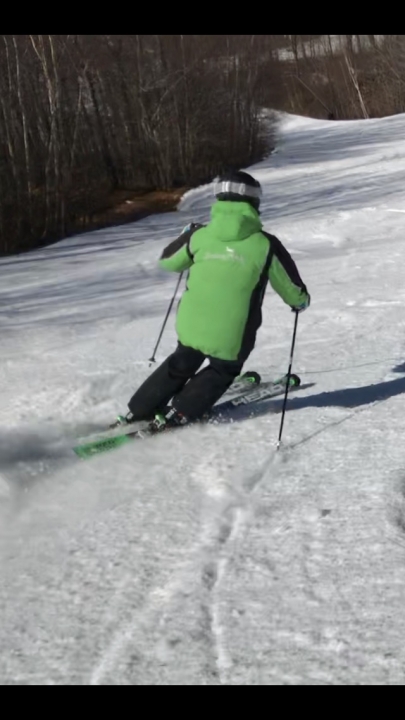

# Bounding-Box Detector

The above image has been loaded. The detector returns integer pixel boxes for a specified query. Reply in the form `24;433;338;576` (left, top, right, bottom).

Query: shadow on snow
213;373;405;424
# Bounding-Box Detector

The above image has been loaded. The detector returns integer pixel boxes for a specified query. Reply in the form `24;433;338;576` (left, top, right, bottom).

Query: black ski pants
127;343;242;421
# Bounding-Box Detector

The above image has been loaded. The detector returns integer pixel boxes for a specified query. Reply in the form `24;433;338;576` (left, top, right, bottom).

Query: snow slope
1;112;405;685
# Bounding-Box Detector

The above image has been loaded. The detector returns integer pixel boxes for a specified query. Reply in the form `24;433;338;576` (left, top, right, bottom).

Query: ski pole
276;311;299;451
149;272;184;365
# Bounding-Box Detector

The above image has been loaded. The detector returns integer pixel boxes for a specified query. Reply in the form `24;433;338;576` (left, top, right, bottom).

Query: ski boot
109;413;137;430
148;408;188;434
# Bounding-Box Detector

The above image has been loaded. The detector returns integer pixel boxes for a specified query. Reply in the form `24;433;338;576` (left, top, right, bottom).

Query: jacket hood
209;200;262;242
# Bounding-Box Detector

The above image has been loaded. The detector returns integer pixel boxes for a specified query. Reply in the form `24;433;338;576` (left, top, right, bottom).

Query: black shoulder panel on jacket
160;223;205;261
262;230;307;292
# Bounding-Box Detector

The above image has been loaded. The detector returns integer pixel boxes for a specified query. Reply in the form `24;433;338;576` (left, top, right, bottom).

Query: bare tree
10;34;405;257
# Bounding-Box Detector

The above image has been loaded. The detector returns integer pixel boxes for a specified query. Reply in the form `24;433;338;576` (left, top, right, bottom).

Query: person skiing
120;170;310;432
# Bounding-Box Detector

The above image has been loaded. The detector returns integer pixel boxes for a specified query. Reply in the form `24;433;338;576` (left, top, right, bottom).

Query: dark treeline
0;35;403;256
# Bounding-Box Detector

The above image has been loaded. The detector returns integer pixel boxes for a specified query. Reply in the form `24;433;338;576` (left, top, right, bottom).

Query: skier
122;170;310;432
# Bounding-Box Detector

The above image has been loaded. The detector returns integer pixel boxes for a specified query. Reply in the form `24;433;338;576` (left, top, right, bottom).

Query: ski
212;372;301;415
73;373;301;460
222;370;262;398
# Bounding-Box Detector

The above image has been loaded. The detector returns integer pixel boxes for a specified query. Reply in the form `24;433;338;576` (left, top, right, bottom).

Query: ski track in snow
2;112;405;683
89;451;265;684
